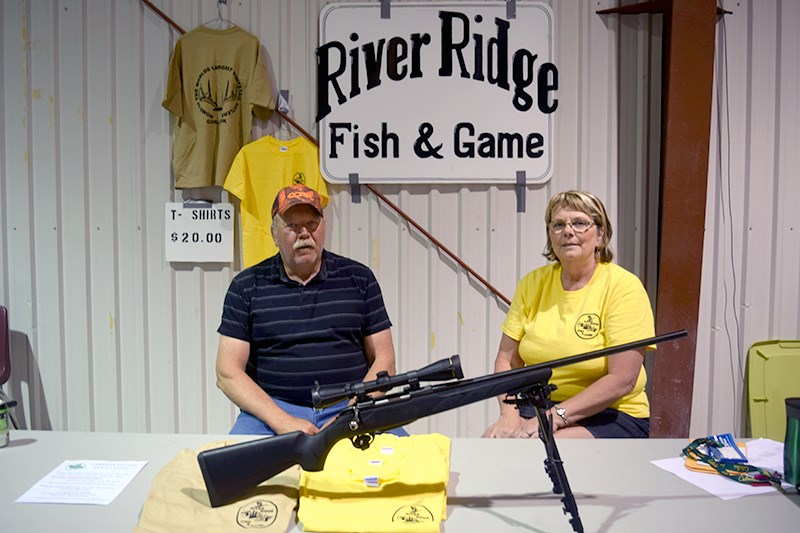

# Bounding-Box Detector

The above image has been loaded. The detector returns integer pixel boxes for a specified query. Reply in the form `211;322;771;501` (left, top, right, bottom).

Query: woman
483;191;654;439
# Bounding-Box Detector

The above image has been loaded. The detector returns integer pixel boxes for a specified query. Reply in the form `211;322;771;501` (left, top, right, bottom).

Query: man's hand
217;335;319;435
273;415;320;436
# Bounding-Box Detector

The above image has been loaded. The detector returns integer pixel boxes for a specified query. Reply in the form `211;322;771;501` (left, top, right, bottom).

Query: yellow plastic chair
747;340;800;441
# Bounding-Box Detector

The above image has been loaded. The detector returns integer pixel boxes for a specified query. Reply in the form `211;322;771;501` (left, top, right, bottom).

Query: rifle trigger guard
351;433;374;450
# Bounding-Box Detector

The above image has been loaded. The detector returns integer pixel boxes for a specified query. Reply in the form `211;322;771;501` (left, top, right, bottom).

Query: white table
2;430;798;532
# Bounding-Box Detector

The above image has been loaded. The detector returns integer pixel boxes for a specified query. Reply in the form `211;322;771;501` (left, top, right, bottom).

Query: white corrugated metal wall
1;0;797;438
694;0;800;436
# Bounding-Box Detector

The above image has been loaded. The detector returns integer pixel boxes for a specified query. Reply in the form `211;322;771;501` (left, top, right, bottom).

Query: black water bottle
785;398;800;489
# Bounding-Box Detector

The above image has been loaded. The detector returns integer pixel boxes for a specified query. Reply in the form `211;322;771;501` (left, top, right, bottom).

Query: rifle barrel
522;329;687;373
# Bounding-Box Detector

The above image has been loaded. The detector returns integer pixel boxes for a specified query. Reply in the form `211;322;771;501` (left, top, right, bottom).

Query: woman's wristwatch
554;404;568;426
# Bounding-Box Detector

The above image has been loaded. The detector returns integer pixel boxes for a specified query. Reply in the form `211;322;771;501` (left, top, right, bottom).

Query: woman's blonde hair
542;190;613;263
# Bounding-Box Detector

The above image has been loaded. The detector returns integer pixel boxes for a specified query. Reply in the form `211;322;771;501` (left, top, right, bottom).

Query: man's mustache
294;238;315;250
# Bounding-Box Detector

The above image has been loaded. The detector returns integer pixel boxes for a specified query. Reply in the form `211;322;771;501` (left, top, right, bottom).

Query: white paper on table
650;438;790;500
744;438;784;472
15;460;148;505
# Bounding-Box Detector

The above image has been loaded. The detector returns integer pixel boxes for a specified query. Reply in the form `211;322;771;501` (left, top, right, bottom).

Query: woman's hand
483;334;528;438
511;418;540;439
488;406;571;439
482;412;524;438
484;414;546;439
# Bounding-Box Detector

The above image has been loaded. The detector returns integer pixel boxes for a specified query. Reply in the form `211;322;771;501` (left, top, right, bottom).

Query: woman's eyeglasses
549;219;595;234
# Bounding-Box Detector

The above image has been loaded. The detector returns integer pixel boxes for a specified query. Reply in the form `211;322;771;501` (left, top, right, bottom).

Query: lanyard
682;437;782;487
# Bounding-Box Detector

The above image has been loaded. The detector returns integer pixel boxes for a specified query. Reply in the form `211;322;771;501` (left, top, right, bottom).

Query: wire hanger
202;0;235;30
272;90;297;141
273;115;293;141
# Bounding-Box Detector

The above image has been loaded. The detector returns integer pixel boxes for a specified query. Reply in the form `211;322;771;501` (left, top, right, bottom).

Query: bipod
511;382;584;533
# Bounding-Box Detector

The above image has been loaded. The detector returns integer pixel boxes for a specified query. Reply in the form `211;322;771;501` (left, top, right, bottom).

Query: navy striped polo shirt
218;250;392;406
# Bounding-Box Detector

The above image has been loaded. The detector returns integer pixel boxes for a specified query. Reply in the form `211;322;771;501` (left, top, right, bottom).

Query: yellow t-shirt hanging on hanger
224;136;329;268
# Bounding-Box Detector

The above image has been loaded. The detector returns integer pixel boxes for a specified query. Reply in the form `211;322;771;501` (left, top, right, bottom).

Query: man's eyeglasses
282;219;321;233
549;219;595;234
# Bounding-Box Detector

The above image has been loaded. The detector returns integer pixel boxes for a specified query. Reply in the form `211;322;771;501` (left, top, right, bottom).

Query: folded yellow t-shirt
298;433;451;533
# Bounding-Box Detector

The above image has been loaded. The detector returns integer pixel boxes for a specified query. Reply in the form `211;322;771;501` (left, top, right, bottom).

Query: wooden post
599;0;719;437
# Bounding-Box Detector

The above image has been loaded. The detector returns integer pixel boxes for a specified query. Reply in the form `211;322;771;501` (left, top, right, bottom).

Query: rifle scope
312;355;463;409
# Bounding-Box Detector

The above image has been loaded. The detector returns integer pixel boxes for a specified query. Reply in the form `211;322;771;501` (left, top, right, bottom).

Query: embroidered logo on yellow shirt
575;313;601;339
392;505;435;524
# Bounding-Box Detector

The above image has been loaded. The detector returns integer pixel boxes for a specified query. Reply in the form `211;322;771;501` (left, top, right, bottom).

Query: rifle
198;330;687;532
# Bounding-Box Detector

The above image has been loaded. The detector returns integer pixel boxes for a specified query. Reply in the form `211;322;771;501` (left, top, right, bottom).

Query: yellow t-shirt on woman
501;262;655;418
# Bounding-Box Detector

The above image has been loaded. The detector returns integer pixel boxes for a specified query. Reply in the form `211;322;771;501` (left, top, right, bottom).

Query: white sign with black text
317;1;556;184
165;203;233;263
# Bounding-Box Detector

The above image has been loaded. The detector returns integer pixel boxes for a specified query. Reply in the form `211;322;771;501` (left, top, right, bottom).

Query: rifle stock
198;416;354;507
198;330;686;507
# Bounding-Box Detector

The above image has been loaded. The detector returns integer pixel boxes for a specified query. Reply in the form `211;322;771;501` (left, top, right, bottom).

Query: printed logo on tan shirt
237;500;278;528
194;65;242;125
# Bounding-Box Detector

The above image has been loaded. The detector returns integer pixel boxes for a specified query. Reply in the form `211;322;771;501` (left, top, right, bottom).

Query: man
216;184;405;436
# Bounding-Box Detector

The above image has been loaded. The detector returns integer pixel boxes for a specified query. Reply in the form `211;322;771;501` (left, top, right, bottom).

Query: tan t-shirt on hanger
162;26;274;188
